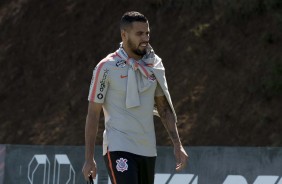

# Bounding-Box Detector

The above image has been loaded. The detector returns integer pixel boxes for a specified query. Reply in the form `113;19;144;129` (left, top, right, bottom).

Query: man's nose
142;34;149;42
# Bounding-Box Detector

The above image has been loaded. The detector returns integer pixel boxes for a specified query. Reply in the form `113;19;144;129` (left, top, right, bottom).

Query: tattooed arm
155;95;188;171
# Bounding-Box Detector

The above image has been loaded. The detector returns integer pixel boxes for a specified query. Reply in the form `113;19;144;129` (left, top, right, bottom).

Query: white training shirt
88;52;164;156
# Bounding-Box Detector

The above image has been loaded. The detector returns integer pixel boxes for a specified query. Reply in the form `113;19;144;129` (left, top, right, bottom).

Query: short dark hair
120;11;148;30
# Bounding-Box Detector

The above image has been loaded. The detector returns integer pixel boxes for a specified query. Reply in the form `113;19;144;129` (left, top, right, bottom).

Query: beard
127;38;147;56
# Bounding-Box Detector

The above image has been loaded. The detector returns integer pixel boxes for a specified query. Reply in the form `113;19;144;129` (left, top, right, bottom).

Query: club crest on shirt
148;74;156;82
116;60;126;68
116;158;128;172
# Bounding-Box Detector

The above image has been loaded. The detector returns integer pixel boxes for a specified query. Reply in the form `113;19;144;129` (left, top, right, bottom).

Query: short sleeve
88;62;110;103
155;82;164;97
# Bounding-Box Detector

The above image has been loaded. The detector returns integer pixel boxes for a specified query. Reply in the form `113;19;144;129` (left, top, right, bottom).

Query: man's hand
82;159;97;181
174;144;188;171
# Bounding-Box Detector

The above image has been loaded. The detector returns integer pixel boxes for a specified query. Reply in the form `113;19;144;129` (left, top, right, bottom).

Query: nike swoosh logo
120;75;128;78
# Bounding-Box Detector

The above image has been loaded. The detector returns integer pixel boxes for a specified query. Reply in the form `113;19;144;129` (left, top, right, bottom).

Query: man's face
123;22;150;57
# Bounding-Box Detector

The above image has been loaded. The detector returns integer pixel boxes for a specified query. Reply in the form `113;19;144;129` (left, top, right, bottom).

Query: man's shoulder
97;52;126;69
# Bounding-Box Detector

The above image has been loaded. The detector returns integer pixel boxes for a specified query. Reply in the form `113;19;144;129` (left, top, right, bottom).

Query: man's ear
121;29;127;40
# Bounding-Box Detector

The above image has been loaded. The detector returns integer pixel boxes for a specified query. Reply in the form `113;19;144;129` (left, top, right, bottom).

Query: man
82;11;188;184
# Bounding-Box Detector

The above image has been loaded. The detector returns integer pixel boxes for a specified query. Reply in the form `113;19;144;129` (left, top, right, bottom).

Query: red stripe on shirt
138;63;150;77
89;53;116;101
121;55;150;77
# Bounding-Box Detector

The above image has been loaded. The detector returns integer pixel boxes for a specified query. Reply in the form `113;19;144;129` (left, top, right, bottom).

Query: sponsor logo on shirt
120;75;128;79
99;69;109;92
116;60;126;68
97;93;103;99
116;158;128;172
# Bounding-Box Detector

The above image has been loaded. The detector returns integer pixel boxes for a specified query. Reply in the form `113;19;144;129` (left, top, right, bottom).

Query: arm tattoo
156;97;181;145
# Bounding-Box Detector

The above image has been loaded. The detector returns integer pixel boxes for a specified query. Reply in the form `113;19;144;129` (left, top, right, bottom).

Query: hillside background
0;0;281;146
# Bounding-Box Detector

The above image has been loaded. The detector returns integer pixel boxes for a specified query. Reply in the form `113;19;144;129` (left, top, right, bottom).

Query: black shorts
104;151;156;184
